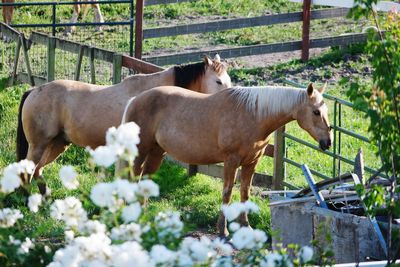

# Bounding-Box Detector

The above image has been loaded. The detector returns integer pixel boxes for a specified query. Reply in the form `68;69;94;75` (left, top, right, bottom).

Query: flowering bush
0;122;316;266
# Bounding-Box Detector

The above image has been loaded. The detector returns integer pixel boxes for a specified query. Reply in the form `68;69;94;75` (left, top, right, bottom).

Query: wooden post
188;165;198;176
9;36;21;86
89;47;96;84
112;53;122;84
135;0;144;59
74;45;85;81
20;34;34;86
47;36;56;82
273;126;285;190
301;0;311;62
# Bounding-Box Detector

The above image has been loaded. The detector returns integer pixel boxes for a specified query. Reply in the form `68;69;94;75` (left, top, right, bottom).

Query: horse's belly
156;133;222;165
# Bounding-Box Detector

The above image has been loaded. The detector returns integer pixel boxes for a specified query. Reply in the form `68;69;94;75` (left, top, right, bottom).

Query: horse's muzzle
319;139;331;151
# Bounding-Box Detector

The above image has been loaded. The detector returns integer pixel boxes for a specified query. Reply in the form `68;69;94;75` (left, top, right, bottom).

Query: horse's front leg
92;3;104;32
217;155;240;237
238;161;258;227
64;4;80;36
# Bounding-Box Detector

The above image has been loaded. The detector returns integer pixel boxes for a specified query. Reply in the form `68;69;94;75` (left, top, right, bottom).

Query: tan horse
17;55;231;194
64;0;104;36
1;0;14;24
121;83;332;236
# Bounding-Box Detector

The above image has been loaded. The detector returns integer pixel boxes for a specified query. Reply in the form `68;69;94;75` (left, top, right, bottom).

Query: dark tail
16;89;32;161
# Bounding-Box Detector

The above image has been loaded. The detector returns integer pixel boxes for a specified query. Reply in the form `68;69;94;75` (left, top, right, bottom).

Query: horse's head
201;54;232;93
294;83;332;151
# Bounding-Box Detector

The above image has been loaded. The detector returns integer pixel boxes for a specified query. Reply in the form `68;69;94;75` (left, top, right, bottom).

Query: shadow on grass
147;161;271;234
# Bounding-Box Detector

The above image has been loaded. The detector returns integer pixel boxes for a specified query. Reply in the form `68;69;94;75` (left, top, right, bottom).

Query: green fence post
273;126;286;190
47;36;56;82
112;53;122;84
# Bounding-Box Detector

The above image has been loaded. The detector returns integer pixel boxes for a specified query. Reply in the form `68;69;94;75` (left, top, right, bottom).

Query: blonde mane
229;86;309;118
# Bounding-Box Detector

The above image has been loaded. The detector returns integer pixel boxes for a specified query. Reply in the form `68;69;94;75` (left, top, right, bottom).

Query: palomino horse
64;0;104;35
121;83;332;236
17;55;231;194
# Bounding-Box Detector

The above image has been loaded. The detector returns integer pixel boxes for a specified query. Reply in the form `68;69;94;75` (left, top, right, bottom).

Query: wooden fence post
20;34;34;86
89;47;96;84
47;36;56;82
301;0;311;62
273;126;286;190
9;36;21;86
74;45;85;81
112;53;122;84
188;165;198;177
135;0;144;59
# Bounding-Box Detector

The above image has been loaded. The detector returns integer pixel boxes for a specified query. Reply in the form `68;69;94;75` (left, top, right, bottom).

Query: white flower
18;237;34;254
253;229;268;248
212;238;233;256
64;230;74;243
244;200;260;213
221;202;245;222
105;123;140;162
0;208;23;228
28;193;42;213
155;211;183;240
110;241;153;267
228;222;240;232
73;233;111;263
150;245;176;265
111;223;142;242
44;245;51;253
17;160;35;174
79;220;106;235
121;203;142;223
51;244;82;267
50;197;87;228
59;165;79;190
88;145;118;167
8;235;21;245
137;179;159;198
114;179;138;203
189;236;216;263
90;182;116;208
0;163;23;193
299;245;314;263
231;227;255;249
176;251;193;266
261;253;283;267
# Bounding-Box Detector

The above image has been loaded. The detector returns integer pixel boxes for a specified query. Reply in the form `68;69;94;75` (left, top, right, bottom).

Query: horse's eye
313;110;320;116
216;80;222;85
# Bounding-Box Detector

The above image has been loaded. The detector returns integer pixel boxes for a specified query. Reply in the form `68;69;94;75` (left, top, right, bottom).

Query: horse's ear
203;55;213;66
307;83;314;97
318;82;327;94
214;54;221;63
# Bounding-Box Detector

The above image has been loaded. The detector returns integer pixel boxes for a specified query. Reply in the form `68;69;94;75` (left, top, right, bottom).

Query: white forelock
229;86;313;118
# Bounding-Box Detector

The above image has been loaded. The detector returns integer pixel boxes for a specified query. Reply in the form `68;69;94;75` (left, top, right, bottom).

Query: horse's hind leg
29;137;69;195
238;161;257;227
142;145;165;177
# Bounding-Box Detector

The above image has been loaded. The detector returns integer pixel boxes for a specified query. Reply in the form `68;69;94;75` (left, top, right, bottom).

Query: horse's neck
122;68;175;95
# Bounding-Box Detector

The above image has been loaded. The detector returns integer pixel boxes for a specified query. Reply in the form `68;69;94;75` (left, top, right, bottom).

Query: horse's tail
16;89;32;161
121;96;136;124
